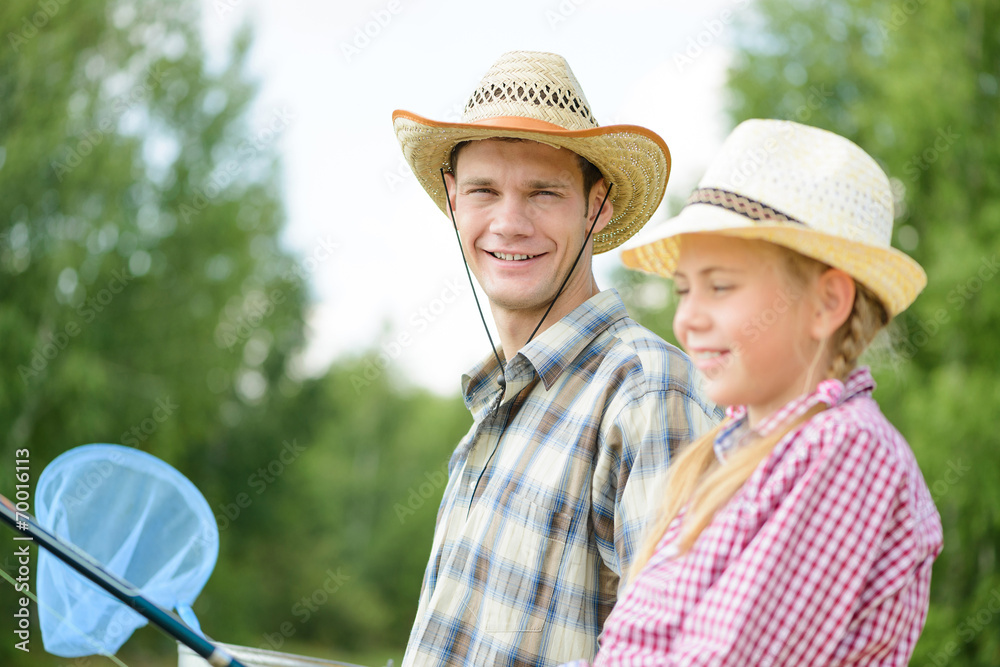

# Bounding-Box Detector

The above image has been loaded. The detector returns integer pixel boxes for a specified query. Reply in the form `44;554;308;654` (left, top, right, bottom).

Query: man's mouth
490;252;538;261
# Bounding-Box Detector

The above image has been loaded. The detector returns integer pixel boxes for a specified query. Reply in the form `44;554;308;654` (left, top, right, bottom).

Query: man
392;51;720;666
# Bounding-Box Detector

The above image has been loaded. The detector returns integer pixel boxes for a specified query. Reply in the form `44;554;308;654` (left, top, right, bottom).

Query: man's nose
488;196;534;237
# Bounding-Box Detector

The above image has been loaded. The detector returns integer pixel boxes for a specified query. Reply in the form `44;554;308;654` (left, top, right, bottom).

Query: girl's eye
712;284;733;293
673;286;689;297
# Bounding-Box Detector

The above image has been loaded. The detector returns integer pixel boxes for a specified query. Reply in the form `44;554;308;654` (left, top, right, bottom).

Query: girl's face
672;234;824;426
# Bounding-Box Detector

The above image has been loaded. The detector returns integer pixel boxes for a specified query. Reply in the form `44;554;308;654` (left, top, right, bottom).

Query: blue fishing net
34;444;218;657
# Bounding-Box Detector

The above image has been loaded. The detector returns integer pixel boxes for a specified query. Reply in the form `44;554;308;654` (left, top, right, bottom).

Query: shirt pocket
482;492;575;634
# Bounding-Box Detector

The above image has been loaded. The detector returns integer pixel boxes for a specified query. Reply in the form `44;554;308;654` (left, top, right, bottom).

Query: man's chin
487;292;553;316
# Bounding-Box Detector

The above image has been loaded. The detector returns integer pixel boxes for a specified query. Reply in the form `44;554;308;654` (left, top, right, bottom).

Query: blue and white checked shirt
402;290;720;667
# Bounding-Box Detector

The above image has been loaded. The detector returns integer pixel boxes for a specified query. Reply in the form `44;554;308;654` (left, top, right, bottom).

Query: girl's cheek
672;314;686;348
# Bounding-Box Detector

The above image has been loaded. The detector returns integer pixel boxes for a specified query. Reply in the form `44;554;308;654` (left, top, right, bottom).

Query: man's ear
588;179;614;234
811;268;856;339
444;172;458;212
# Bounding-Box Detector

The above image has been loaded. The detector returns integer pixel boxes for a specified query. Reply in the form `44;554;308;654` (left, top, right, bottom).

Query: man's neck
492;277;601;361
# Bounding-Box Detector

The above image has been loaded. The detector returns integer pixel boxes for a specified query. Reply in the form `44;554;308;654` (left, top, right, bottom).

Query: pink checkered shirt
565;367;943;666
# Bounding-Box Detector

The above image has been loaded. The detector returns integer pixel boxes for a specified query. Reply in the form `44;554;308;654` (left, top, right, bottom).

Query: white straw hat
620;119;926;317
393;50;671;253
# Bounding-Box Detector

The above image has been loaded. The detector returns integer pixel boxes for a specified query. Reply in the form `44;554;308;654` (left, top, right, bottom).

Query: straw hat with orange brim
392;50;672;254
620;119;926;318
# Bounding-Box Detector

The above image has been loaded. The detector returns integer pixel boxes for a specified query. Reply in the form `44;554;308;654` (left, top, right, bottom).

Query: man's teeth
492;252;536;261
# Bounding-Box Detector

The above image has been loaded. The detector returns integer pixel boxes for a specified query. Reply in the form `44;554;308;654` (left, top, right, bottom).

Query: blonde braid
827;283;888;381
779;247;889;381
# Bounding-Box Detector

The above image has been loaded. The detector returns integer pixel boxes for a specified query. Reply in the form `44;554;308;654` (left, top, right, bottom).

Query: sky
200;0;740;394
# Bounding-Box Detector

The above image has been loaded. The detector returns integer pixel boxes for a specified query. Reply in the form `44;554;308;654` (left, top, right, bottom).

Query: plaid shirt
402;290;720;667
569;367;943;666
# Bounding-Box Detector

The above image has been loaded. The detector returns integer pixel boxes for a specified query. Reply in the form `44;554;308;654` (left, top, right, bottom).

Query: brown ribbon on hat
686;188;807;227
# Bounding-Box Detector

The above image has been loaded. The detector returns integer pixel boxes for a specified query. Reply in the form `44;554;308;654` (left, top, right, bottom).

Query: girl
570;120;943;666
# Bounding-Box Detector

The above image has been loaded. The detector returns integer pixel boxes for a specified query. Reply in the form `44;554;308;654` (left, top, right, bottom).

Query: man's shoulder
591;316;700;396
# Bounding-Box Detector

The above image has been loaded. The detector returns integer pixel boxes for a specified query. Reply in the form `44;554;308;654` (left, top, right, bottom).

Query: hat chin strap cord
439;169;612;389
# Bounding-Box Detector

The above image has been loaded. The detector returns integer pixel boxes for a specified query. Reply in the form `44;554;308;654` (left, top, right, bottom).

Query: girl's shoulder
762;393;939;527
806;392;903;447
793;393;911;465
804;393;942;544
789;393;937;514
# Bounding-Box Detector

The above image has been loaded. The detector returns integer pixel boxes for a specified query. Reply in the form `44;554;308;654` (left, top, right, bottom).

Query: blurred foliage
0;0;467;665
621;0;1000;665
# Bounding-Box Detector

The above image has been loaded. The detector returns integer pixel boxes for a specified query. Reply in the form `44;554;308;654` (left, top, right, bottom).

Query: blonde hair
628;244;889;579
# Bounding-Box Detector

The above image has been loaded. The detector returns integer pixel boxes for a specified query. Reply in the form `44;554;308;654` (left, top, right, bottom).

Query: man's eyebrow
458;177;573;189
526;179;572;190
459;177;495;187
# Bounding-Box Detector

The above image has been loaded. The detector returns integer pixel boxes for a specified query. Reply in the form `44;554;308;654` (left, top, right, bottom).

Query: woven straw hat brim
393;110;671;254
620;203;927;318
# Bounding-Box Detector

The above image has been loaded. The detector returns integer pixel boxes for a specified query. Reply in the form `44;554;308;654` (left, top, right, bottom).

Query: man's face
444;139;611;324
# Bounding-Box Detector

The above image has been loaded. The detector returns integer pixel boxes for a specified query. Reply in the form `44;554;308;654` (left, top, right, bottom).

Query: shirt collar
715;367;875;461
461;289;629;416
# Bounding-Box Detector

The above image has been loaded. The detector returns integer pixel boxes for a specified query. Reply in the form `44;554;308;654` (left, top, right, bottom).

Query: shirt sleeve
664;423;936;666
592;382;720;582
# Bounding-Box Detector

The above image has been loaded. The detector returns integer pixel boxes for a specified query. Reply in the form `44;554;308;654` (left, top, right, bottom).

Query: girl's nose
673;290;709;342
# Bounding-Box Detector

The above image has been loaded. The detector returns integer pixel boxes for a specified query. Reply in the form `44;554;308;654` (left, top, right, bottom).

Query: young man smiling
392;51;720;667
445;138;609;354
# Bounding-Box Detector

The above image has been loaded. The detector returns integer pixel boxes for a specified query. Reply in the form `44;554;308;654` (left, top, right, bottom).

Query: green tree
1;3;471;665
1;0;308;664
203;357;469;665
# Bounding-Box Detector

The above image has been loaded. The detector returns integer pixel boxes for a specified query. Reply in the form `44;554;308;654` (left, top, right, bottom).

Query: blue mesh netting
34;444;218;657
